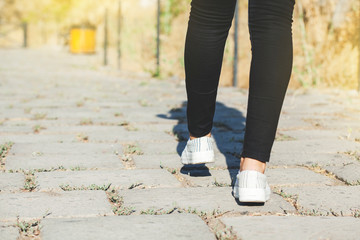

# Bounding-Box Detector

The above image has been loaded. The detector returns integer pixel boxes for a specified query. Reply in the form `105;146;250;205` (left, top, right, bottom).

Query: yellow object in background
70;26;96;54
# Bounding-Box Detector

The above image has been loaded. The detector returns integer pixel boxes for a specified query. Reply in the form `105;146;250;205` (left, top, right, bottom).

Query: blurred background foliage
0;0;359;90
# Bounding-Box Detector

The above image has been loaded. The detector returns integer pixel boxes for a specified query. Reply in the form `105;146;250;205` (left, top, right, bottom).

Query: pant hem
240;150;270;163
188;129;212;138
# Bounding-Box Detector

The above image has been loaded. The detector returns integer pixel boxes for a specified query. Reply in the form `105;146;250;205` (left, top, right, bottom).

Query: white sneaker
180;135;215;165
233;170;271;202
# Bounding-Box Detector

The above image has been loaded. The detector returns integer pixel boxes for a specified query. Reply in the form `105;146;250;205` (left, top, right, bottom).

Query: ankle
189;132;211;140
240;157;266;174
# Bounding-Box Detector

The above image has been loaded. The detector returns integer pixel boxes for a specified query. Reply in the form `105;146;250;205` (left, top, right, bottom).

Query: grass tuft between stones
60;183;112;191
14;211;50;239
1;141;14;171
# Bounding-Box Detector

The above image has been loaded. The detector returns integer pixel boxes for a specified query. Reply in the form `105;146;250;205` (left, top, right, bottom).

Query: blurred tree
331;0;352;30
0;0;22;23
160;0;190;35
22;0;74;23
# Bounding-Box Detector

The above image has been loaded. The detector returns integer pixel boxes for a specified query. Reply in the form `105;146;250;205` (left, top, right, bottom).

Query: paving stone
212;152;240;168
36;125;124;135
212;139;243;154
180;167;338;187
281;99;347;117
268;152;356;167
323;120;360;130
216;87;248;101
281;185;360;216
87;101;143;109
154;109;186;122
277;115;314;130
124;112;180;125
9;142;122;155
22;99;132;108
0;109;31;120
0;190;113;221
121;187;295;214
221;215;360;240
136;134;243;156
266;167;340;186
324;162;360;185
43;109;115;120
133;154;183;169
0;173;25;192
213;104;247;119
180;169;237;187
271;139;360;155
40;214;215;240
209;130;245;142
279;129;352;140
0;134;79;144
35;169;181;191
22;117;119;127
0;124;32;134
134;123;179;133
212;117;246;132
6;152;124;170
0;223;19;240
137;140;180;155
36;125;175;143
133;151;241;169
5;142;123;170
89;129;175;143
168;123;188;134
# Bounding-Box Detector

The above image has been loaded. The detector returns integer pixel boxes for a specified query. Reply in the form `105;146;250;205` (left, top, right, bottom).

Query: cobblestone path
1;49;360;239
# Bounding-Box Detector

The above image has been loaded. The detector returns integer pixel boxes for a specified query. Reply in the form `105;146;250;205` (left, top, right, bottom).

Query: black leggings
184;0;295;163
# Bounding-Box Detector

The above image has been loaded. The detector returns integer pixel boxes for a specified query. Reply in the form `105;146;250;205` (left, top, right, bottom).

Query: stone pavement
0;48;359;239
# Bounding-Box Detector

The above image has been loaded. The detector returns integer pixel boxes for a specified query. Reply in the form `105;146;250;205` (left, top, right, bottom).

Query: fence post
155;0;161;76
104;8;108;66
232;0;239;87
117;1;122;70
23;22;28;48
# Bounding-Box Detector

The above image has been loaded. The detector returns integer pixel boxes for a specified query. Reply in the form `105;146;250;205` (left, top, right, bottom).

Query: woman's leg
240;0;296;164
184;0;237;138
184;0;295;169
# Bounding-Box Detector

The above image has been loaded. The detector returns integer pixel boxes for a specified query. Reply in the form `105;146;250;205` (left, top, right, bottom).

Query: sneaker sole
181;150;215;165
234;187;270;203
